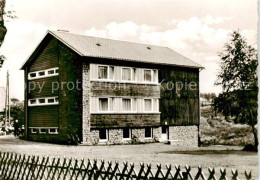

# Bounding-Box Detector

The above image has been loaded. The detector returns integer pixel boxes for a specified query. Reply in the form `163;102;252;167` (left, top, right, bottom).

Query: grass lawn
0;136;257;179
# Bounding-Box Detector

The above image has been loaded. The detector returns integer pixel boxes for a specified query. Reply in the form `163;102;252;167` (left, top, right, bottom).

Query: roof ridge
49;30;169;49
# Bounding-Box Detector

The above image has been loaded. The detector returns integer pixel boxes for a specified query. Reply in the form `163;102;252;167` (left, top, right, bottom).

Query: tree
0;0;17;68
0;98;24;135
214;30;258;149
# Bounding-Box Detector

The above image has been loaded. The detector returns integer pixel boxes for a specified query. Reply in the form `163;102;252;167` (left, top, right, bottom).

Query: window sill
99;139;108;143
91;112;161;115
144;137;153;139
122;138;131;141
90;79;160;85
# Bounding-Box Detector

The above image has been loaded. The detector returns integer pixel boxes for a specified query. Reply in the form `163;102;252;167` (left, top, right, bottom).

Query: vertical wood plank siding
28;106;58;127
28;38;59;72
159;67;199;126
26;37;60;141
27;76;59;99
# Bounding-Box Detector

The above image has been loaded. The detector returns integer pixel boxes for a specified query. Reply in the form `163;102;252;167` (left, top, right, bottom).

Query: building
21;30;203;146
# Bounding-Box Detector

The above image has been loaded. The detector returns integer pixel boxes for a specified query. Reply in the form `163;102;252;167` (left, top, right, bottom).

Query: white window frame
143;69;158;83
28;97;59;107
28;67;59;80
91;63;159;85
121;67;136;82
143;98;153;112
97;65;114;80
122;128;131;140
122;98;132;112
144;127;153;139
99;129;108;142
30;128;37;134
48;128;58;134
39;128;47;134
98;97;115;112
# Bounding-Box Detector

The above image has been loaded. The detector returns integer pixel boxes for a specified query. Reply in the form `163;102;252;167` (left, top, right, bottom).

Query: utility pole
4;70;9;135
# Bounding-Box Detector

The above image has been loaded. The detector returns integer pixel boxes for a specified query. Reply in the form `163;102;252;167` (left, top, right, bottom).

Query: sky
0;0;257;101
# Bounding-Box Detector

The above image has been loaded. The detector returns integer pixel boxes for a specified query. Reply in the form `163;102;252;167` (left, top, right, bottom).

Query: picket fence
0;151;253;180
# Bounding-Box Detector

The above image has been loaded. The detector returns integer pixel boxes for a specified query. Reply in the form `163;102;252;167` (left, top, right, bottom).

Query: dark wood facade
23;33;200;144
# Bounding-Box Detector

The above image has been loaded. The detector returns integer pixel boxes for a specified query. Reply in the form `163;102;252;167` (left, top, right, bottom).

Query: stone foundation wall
82;127;160;145
168;125;198;146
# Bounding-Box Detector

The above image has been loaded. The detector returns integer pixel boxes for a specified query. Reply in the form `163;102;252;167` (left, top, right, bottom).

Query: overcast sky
0;0;257;101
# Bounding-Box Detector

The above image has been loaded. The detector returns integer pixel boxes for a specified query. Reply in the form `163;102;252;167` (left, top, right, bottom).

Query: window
109;66;114;79
99;129;108;141
144;70;152;82
123;128;131;140
38;99;45;104
122;67;136;81
28;67;59;80
48;70;55;75
99;98;108;111
153;99;159;112
49;128;58;134
145;127;152;138
28;97;59;106
48;98;55;103
30;99;36;105
98;66;114;80
162;126;168;134
122;68;131;81
122;98;131;111
30;73;36;78
39;128;47;134
144;99;152;112
38;71;45;76
144;69;158;83
31;128;37;134
98;66;107;79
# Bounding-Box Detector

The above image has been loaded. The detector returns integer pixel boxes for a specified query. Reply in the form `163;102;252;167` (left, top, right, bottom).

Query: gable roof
21;30;203;69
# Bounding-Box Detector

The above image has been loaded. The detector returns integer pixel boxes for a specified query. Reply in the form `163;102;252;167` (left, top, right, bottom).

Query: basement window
123;128;131;140
39;128;47;134
145;127;152;139
99;129;108;142
49;128;58;134
55;69;59;74
48;98;55;103
31;128;37;134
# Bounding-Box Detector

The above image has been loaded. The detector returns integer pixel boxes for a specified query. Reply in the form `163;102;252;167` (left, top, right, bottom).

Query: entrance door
160;126;169;142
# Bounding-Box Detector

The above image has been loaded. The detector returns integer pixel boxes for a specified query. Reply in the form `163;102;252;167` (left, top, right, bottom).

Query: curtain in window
144;70;152;82
109;66;114;79
98;66;108;79
144;99;152;111
122;99;131;111
122;68;131;81
99;98;108;111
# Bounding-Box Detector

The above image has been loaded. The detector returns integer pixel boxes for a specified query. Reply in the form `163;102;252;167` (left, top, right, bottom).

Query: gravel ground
0;136;257;179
